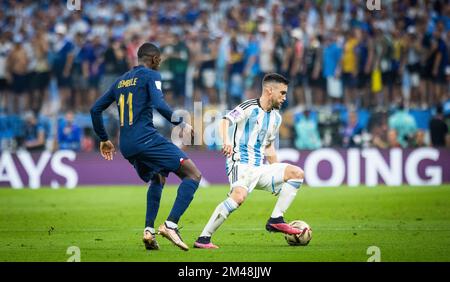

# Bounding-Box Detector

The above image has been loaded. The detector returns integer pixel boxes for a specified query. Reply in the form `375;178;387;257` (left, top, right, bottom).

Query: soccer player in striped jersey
194;73;305;249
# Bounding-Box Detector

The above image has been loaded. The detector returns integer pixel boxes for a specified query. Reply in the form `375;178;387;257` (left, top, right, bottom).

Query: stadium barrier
0;148;449;189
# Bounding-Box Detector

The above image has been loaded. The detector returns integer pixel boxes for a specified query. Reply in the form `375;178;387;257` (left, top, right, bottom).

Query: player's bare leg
158;159;201;251
194;187;246;249
266;165;304;235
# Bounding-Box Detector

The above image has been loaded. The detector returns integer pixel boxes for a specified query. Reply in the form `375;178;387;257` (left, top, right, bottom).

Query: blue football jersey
90;65;182;158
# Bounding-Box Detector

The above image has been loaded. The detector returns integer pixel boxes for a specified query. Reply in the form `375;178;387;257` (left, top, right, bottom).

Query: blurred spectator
369;111;389;149
160;32;189;105
431;21;448;105
305;33;324;106
71;32;89;111
294;110;322;150
227;28;246;107
288;28;306;105
51;23;74;112
126;33;143;68
21;111;46;152
85;35;105;111
279;110;294;148
387;129;401;148
30;27;51;115
216;30;228;105
413;130;427;147
390;27;403;106
322;31;343;105
172;33;190;105
356;27;374;109
403;26;424;108
317;108;342;147
101;37;129;94
258;23;275;80
388;104;418;148
197;28;219;104
0;32;12;113
7;36;29;113
57;111;81;151
243;31;261;100
429;104;449;147
0;113;17;151
0;0;448;153
341;110;363;148
372;27;392;109
81;127;95;152
273;23;290;77
341;29;359;107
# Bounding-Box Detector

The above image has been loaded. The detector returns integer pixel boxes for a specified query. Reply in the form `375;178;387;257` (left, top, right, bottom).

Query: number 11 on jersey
119;92;133;126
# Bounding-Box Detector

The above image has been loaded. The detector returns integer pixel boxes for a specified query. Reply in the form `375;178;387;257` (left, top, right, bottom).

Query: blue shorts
126;135;188;183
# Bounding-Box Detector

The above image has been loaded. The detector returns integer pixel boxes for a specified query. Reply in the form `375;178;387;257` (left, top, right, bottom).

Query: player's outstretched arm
148;76;183;126
153;94;183;125
90;86;116;159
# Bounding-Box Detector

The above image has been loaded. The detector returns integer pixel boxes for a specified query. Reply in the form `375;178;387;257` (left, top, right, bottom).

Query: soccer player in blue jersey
90;43;201;251
194;73;305;249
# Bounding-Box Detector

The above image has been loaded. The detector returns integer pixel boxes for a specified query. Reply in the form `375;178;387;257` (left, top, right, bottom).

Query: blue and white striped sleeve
268;112;282;143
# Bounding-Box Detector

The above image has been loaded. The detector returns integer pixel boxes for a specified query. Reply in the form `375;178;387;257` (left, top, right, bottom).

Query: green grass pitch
1;185;450;262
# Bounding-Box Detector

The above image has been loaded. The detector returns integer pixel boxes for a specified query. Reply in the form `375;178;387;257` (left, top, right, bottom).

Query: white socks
200;197;239;237
271;179;303;218
145;227;155;234
199;178;303;238
165;220;178;229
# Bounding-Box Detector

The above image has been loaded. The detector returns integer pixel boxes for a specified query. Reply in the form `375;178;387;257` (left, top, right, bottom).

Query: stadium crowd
0;0;449;153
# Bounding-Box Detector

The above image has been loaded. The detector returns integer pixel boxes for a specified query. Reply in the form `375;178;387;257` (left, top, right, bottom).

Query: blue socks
145;181;163;228
167;178;199;224
145;178;199;228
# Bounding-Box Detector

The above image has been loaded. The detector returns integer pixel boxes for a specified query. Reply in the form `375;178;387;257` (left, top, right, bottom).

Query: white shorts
227;162;289;195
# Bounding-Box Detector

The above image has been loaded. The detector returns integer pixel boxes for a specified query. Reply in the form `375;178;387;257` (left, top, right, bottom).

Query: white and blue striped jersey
224;98;282;172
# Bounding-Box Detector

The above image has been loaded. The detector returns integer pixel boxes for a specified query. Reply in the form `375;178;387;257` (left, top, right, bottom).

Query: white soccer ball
285;220;312;246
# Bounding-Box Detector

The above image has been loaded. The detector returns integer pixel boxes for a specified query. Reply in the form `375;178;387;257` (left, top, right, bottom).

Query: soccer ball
285;220;312;246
